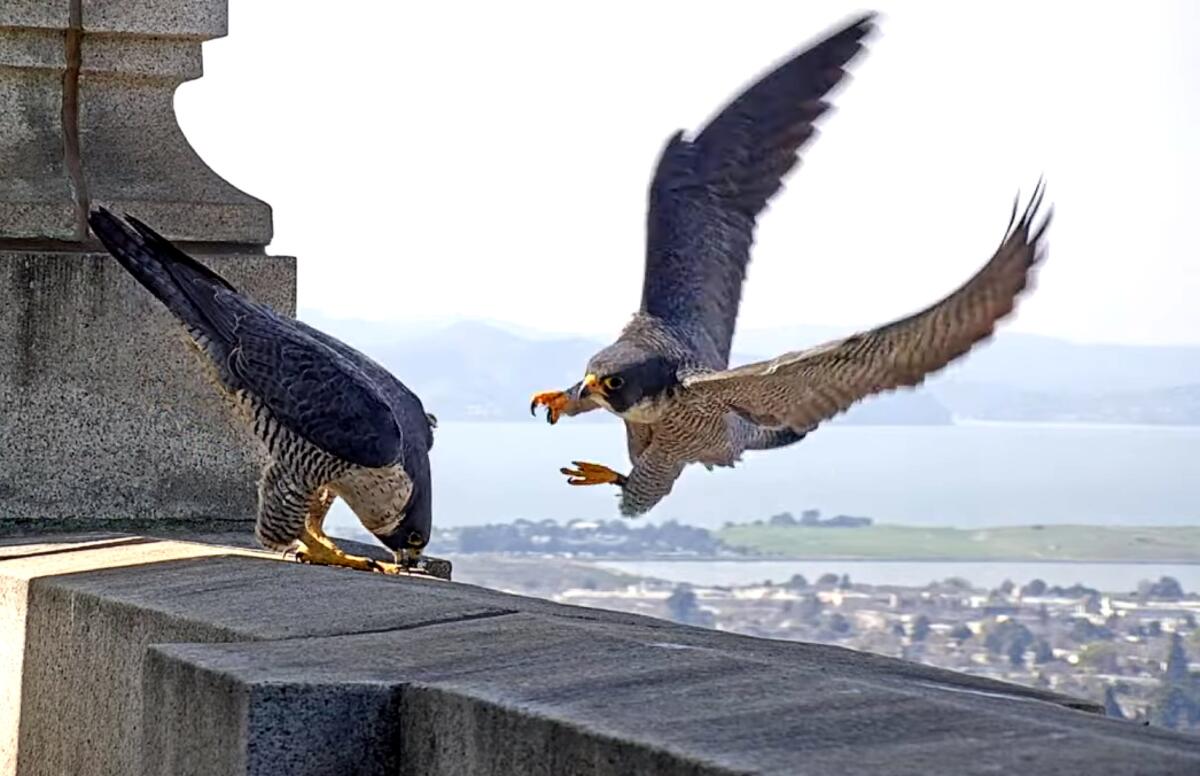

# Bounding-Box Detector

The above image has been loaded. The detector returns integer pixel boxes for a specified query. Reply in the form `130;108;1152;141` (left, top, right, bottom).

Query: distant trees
1078;643;1120;674
984;620;1036;666
1069;618;1114;644
1021;579;1047;597
826;612;852;635
784;574;808;590
939;577;973;592
1139;576;1185;601
1165;632;1189;683
452;518;728;556
665;584;715;628
794;595;822;623
1150;633;1200;731
910;615;931;642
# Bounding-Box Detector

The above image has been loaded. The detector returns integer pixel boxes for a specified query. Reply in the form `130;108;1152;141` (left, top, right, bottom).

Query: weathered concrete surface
0;1;292;531
0;536;262;774
80;0;228;38
0;251;294;528
1;2;269;243
77;29;273;243
0;26;75;240
3;535;1198;776
2;535;456;775
149;616;1200;776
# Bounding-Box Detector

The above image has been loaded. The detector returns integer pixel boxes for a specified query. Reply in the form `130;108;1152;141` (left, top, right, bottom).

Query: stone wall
0;2;294;530
3;534;1200;776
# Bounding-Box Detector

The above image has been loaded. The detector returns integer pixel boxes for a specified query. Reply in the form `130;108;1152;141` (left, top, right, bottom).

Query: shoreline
450;553;1200;566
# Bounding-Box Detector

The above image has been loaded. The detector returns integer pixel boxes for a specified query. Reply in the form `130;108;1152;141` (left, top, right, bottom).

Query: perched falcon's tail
87;207;242;350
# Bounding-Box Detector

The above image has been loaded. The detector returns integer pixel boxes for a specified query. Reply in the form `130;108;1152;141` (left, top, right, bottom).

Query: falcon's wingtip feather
1005;178;1052;245
86;205;128;237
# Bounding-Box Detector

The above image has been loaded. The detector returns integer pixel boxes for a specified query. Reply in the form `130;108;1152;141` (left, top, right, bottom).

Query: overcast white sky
176;1;1199;346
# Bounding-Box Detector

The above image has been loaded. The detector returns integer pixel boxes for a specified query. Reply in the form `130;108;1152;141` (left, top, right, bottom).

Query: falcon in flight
89;209;436;574
530;13;1051;517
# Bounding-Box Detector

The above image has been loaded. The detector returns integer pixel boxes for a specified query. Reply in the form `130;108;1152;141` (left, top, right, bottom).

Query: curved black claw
529;399;538;417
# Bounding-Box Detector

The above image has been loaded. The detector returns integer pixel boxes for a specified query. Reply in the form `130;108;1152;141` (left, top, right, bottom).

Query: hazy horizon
297;309;1200;350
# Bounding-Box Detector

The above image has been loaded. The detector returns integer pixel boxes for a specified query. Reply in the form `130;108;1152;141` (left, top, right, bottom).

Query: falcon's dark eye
604;376;624;390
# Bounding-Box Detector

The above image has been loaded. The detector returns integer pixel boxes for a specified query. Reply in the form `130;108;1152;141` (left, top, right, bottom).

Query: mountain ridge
298;312;1200;425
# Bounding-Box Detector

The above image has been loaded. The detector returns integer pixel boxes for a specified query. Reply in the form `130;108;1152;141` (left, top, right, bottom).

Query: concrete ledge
3;535;1199;775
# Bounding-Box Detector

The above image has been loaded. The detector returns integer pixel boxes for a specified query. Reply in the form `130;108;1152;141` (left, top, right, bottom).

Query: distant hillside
298;313;1200;426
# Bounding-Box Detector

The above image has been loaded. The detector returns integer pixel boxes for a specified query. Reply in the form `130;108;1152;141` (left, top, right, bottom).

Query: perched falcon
530;13;1052;517
88;208;436;574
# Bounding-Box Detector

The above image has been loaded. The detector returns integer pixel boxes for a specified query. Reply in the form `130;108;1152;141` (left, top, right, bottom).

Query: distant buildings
472;558;1200;734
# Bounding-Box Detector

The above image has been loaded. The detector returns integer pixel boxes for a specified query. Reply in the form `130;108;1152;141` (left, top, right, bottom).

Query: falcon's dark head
580;344;679;417
376;450;432;567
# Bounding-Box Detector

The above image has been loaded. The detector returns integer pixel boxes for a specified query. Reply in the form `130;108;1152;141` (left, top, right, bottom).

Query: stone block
145;612;1200;776
1;3;270;245
0;28;75;240
3;544;504;775
0;5;71;31
0;537;258;775
5;539;1198;776
78;35;273;244
80;0;228;39
0;251;294;528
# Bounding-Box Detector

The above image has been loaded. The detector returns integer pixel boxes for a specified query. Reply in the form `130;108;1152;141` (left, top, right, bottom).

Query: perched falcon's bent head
373;435;434;565
581;343;679;418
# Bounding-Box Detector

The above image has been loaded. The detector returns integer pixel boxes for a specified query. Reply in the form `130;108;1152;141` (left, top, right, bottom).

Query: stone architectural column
0;2;295;532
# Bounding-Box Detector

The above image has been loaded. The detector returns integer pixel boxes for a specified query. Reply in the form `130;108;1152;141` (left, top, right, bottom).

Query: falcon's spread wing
641;13;875;366
681;185;1051;432
89;208;406;469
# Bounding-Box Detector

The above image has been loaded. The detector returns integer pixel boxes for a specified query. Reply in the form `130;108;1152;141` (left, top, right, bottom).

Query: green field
716;524;1200;562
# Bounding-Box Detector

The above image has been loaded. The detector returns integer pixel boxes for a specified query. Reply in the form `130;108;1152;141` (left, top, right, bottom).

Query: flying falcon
529;13;1051;517
89;208;436;574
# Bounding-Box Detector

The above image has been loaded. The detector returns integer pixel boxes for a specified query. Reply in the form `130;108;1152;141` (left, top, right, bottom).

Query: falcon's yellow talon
560;461;627;487
293;525;384;573
530;390;569;424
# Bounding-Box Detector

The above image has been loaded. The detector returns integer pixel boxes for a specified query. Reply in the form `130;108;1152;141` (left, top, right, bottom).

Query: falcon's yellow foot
293;533;384;574
303;489;338;544
530;390;569;425
561;460;628;487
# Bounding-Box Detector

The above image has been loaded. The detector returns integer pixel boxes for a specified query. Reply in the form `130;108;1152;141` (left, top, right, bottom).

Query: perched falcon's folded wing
90;208;405;470
681;184;1051;432
641;13;876;366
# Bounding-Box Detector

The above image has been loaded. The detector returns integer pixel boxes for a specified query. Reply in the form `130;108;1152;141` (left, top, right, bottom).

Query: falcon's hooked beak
578;373;605;400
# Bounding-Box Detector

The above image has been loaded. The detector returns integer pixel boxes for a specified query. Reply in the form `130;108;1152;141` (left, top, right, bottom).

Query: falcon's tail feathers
87;207;242;347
